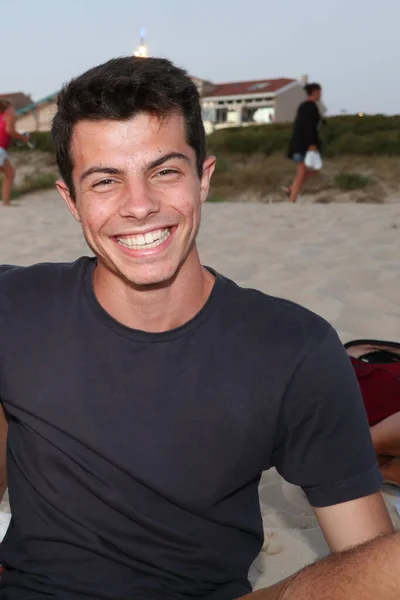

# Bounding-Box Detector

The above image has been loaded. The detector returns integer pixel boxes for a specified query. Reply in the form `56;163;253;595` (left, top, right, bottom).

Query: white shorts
0;147;9;167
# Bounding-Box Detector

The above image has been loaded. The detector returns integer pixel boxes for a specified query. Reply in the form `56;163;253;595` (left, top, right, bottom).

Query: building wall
16;101;57;132
15;111;38;132
274;84;306;123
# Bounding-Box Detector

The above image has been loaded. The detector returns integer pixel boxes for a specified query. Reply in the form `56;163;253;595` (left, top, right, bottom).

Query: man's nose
119;180;160;220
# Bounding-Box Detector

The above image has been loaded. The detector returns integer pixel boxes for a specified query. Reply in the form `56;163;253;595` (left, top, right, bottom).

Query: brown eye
157;169;178;177
93;179;114;188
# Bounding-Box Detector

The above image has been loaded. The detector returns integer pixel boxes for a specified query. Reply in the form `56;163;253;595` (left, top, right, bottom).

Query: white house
193;77;309;134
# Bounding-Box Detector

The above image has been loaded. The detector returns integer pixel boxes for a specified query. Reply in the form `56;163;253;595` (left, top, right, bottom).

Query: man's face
57;112;215;288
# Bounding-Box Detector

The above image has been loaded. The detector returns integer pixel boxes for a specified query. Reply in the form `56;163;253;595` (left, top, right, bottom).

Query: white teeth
116;228;171;249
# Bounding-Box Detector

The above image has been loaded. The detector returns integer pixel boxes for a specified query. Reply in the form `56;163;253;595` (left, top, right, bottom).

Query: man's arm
314;492;393;552
271;325;388;551
0;404;8;501
239;532;400;599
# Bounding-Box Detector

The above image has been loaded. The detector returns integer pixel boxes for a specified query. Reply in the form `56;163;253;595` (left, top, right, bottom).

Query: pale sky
2;0;399;115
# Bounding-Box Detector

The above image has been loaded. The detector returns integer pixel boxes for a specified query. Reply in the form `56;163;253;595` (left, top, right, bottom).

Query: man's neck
92;252;215;333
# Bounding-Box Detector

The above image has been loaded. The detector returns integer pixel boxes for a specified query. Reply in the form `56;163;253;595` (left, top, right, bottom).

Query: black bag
345;339;400;364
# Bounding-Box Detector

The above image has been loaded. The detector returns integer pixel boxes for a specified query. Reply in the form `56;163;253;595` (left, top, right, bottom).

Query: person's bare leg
369;414;400;484
1;159;15;206
371;412;400;457
239;532;400;599
287;168;319;202
305;169;318;182
289;163;307;203
380;457;400;485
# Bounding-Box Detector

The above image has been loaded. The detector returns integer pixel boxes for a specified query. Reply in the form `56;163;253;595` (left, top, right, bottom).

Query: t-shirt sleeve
271;326;382;508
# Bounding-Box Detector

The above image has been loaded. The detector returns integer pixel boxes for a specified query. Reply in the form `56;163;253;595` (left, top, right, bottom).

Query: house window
202;108;215;122
215;108;228;123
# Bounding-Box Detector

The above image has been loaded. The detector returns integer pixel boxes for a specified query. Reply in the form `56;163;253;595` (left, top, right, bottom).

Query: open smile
112;227;176;256
116;227;171;250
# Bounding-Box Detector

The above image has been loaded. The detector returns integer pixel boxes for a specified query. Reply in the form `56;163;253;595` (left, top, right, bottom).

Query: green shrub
11;131;54;153
334;172;372;191
214;156;231;173
208;115;400;158
208;124;291;156
207;192;226;202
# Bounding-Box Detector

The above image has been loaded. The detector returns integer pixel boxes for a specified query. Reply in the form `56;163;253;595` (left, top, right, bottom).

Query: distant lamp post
133;27;149;57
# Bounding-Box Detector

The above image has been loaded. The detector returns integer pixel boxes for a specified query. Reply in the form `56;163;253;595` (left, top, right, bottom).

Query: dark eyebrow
147;152;191;170
80;166;122;183
79;153;190;183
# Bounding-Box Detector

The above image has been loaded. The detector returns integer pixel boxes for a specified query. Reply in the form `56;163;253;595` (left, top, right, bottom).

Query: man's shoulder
0;257;91;282
0;257;93;307
219;273;332;348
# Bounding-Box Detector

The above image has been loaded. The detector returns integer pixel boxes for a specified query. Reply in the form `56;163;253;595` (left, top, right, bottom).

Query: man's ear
56;180;81;222
200;155;216;204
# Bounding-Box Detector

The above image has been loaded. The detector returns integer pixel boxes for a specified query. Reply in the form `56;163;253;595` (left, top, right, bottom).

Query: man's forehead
72;112;186;144
70;112;194;171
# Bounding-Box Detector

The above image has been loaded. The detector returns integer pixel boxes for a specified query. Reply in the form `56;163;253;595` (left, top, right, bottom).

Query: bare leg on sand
371;412;400;485
1;159;15;206
288;163;318;203
239;532;400;599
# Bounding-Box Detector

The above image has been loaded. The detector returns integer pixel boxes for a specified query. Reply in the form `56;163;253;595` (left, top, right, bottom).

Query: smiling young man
0;57;395;600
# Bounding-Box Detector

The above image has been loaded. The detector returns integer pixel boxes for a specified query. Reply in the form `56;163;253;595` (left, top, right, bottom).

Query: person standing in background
0;99;29;206
285;83;323;203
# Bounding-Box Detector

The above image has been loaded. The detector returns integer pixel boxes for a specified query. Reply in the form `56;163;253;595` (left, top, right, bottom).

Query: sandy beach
1;191;400;589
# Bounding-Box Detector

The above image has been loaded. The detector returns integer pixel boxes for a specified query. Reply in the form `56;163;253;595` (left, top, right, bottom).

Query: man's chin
118;266;178;290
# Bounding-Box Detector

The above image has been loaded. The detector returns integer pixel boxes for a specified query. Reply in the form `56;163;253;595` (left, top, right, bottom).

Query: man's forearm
240;533;400;599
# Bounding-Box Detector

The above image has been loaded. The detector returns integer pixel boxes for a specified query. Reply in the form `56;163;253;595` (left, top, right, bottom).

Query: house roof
202;78;296;98
16;91;60;115
0;92;33;111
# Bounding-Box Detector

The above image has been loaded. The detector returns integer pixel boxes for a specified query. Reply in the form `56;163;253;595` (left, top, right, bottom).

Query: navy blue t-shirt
0;258;381;599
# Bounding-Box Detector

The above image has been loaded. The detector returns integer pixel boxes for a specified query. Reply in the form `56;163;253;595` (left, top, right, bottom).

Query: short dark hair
304;83;321;97
51;56;206;199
